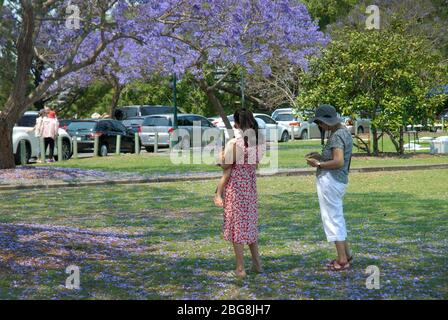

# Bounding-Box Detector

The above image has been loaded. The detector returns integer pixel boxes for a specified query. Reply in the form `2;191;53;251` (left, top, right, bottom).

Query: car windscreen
115;107;138;120
141;106;175;116
275;114;295;121
59;120;72;126
122;119;144;127
67;121;97;131
16;115;37;127
143;117;171;126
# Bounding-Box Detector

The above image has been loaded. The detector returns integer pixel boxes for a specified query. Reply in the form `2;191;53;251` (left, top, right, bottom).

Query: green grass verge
0;169;447;299
36;138;448;176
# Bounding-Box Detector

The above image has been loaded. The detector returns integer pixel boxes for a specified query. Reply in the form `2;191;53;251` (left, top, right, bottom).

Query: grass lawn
36;137;448;176
0;169;447;299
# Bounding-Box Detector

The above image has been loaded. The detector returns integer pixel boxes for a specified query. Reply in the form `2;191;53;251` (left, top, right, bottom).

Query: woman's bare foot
251;259;263;273
214;194;224;207
235;269;247;278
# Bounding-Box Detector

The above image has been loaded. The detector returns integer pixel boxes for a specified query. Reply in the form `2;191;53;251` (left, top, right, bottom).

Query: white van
13;111;73;164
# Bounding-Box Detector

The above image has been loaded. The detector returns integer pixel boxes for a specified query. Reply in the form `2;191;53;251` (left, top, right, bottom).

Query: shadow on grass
0;186;447;299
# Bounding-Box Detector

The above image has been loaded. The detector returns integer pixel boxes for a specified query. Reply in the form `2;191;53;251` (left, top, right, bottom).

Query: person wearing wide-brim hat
306;104;354;271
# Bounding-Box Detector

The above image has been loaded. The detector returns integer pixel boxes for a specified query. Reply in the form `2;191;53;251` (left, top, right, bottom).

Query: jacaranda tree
0;0;326;168
121;0;327;128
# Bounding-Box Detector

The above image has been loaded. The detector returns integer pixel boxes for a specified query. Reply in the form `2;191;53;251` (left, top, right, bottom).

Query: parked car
139;114;220;151
114;105;175;120
272;112;323;140
273;112;311;139
13;111;73;164
252;113;291;142
121;116;147;133
271;107;293;120
66;119;135;156
341;116;371;134
211;115;268;142
59;119;76;131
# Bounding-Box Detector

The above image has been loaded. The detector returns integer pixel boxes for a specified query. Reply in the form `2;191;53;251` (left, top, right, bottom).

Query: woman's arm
305;152;322;160
307;148;344;169
220;141;237;170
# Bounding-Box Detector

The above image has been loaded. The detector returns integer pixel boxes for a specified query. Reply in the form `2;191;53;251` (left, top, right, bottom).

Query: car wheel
357;126;364;134
55;139;72;161
99;144;108;157
145;146;154;153
14;140;31;165
280;131;289;142
300;130;308;140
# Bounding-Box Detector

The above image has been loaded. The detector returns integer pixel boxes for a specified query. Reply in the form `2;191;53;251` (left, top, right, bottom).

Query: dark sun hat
309;104;340;126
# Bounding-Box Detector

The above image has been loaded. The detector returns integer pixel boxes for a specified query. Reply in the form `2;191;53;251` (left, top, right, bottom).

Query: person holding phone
306;104;353;271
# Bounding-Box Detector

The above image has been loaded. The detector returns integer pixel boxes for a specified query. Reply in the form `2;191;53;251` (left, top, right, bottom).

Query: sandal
326;255;353;267
327;260;350;271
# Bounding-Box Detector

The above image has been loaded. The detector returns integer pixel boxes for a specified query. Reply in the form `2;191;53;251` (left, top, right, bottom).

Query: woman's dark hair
233;108;259;146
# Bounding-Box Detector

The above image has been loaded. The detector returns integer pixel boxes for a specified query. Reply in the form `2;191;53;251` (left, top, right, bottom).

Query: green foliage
59;73;241;119
301;0;358;29
327;0;448;58
59;82;113;118
298;28;448;154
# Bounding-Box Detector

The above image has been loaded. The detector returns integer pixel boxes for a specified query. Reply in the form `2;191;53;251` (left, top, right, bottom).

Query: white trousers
316;172;348;242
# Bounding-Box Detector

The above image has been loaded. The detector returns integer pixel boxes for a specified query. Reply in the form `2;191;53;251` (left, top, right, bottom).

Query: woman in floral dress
218;109;265;278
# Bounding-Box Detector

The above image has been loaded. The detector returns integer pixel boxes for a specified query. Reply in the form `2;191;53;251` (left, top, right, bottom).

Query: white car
253;113;291;142
271;108;293;120
13;111;73;164
210;115;268;142
273;112;327;140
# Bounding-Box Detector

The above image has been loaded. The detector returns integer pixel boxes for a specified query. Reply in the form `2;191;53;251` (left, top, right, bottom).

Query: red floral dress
223;137;263;244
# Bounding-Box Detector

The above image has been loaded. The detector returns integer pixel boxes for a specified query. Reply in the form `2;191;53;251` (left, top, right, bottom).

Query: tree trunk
0;2;35;169
371;126;379;156
0;119;15;169
353;135;371;155
384;128;402;155
32;59;45;110
198;79;232;129
110;84;123;118
399;127;405;155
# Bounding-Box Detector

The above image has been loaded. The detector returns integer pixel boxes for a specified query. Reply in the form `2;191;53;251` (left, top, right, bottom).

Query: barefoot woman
218;108;264;278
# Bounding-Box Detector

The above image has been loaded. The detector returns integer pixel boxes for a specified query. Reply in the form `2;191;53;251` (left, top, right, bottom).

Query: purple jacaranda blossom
50;0;327;93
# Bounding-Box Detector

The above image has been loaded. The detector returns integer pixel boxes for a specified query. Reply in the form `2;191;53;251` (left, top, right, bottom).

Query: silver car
273;112;322;140
253;113;291;142
139;114;220;151
271;107;293;120
341;116;371;135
